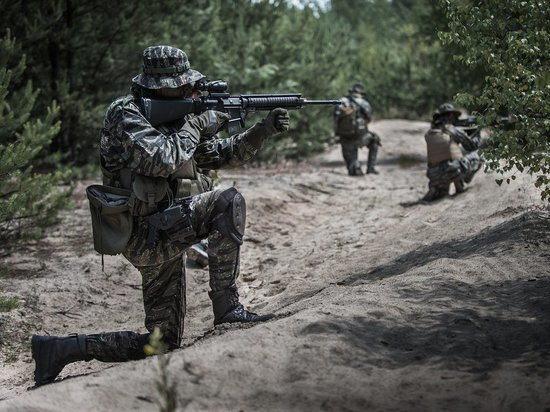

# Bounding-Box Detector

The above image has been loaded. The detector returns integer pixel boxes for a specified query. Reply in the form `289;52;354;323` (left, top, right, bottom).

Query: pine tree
0;30;70;242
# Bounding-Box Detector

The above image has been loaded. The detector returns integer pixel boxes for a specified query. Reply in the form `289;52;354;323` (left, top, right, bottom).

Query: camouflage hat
349;83;365;94
433;103;461;118
132;45;203;90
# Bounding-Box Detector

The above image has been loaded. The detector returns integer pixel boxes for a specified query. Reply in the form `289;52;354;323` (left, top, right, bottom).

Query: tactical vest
101;160;212;216
425;128;463;166
335;96;371;137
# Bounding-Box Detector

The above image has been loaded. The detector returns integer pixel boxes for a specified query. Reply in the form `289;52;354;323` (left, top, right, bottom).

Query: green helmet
132;45;203;90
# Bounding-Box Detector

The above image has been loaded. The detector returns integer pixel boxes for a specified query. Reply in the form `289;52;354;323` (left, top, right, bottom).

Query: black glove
244;108;290;149
264;108;290;134
181;110;231;143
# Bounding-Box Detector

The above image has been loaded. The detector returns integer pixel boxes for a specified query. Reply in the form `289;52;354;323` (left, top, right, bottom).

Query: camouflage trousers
426;151;483;191
340;131;381;175
85;187;243;361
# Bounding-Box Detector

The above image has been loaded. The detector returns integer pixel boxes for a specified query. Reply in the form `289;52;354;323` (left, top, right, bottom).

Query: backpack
335;97;369;136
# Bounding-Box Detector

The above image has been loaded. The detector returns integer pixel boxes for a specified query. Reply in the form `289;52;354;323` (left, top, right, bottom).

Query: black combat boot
454;179;466;194
209;284;274;325
31;334;92;387
348;162;364;176
422;185;449;202
366;144;379;174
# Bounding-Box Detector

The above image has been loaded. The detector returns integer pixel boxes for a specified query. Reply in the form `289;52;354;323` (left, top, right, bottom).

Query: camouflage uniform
334;83;381;175
31;45;289;386
423;103;483;201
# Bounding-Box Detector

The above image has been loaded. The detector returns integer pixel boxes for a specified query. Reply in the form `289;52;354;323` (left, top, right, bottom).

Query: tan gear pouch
86;185;133;255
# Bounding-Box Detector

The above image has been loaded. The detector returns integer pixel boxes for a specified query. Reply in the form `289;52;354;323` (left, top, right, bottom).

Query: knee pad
211;187;246;245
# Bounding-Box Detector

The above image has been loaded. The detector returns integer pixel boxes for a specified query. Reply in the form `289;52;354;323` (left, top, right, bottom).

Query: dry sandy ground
0;119;549;411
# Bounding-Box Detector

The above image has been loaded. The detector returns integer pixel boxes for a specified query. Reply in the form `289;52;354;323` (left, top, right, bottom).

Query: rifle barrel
302;99;342;105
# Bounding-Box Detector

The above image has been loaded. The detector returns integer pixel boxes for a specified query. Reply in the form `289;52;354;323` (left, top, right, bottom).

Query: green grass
0;295;20;312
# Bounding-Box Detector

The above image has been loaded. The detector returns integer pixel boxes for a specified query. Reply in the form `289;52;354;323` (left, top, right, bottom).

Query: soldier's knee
367;132;381;148
211;187;246;245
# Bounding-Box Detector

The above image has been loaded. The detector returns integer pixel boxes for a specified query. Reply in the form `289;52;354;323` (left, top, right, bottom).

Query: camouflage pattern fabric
96;91;264;354
426;132;483;191
132;45;203;90
86;331;150;362
340;131;381;175
334;94;373;127
100;96;261;181
334;93;380;175
85;188;243;356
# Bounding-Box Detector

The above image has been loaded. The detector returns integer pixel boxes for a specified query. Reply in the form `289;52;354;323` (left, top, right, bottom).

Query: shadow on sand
342;210;549;285
300;210;550;375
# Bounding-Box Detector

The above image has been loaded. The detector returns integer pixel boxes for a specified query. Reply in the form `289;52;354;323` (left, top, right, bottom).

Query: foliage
2;0;544;173
0;0;185;165
329;0;480;117
441;0;550;200
0;30;71;241
145;328;178;412
0;0;472;164
0;295;20;312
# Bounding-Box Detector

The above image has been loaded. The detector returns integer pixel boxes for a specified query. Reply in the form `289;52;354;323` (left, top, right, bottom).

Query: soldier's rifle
453;115;515;137
141;79;341;133
454;115;514;129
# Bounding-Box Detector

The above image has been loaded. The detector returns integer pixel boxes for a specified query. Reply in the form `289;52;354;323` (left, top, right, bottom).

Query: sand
1;119;548;411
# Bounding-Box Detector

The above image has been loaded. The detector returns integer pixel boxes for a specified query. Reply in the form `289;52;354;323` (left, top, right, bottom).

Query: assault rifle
454;116;514;128
141;78;341;133
453;115;515;137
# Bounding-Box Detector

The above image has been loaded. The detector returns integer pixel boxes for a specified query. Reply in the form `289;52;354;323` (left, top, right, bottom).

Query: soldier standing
334;83;381;176
31;45;289;386
423;103;483;201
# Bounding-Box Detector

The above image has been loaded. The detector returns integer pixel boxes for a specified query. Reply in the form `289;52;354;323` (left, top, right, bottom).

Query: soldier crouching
31;45;289;386
423;103;483;202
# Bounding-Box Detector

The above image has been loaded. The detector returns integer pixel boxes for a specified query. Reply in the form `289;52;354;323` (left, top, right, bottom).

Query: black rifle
144;198;194;247
141;78;341;133
454;116;516;137
454;116;513;128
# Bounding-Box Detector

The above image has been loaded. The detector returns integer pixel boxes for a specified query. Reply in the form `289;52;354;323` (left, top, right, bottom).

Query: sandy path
1;119;548;411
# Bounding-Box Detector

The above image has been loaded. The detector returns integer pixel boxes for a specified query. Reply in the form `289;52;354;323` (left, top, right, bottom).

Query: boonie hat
433;102;462;118
349;83;365;94
132;45;203;90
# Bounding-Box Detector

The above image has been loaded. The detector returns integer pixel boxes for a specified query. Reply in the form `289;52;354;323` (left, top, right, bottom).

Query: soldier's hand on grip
265;108;290;134
181;110;231;142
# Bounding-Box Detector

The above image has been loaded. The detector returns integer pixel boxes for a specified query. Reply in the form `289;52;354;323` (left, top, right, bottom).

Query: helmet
349;83;365;95
132;45;203;90
433;103;461;119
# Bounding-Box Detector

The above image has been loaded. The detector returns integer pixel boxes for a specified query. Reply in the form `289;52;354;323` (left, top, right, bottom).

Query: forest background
0;0;548;244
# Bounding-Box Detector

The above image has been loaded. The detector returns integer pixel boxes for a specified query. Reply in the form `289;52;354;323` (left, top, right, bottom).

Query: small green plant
145;328;178;412
0;295;20;312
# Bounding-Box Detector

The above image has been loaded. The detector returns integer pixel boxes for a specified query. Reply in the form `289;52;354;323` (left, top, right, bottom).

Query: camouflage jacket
99;94;261;214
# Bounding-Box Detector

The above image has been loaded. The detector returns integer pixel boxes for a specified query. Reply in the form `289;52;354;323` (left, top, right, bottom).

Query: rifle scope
194;79;228;93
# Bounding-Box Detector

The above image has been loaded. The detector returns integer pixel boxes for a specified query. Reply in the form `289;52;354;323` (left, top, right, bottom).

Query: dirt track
1;119;549;411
